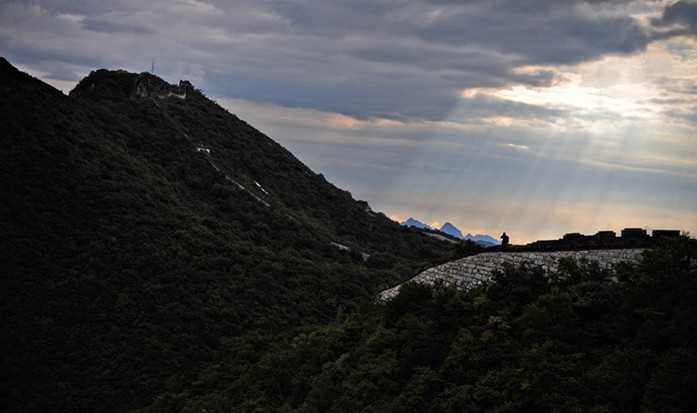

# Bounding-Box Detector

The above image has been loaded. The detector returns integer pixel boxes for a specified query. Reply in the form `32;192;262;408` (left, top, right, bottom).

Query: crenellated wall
379;249;645;301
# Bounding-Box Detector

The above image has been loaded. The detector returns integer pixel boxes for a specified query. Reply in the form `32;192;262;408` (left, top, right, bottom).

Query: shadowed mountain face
440;222;464;239
0;58;455;411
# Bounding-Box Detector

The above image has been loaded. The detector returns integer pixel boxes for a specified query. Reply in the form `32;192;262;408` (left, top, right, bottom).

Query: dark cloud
450;94;567;122
82;17;155;34
43;63;82;81
413;2;651;65
0;34;105;71
196;0;654;119
204;68;462;121
32;0;131;17
0;0;684;120
653;0;697;34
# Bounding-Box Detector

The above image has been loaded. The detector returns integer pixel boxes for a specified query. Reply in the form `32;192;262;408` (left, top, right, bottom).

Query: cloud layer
2;0;697;241
1;0;679;119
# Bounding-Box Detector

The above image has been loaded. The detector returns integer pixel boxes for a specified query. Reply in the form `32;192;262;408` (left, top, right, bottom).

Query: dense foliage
1;58;457;412
147;238;697;412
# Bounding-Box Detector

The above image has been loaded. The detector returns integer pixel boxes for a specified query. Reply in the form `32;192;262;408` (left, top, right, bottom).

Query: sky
2;0;697;243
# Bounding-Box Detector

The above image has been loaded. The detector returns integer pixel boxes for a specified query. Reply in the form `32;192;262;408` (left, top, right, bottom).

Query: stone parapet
379;249;645;301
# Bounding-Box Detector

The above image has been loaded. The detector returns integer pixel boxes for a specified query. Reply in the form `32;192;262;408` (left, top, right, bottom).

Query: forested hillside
149;238;697;413
0;58;457;412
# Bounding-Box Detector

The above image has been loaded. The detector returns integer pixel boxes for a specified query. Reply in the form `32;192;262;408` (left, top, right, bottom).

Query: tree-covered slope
156;238;697;413
0;58;456;412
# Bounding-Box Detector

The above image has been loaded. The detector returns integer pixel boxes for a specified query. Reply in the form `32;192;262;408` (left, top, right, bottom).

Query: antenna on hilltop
151;59;155;74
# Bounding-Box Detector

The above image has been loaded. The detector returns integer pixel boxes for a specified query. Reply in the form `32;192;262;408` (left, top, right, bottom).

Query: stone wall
379;249;645;301
134;75;192;99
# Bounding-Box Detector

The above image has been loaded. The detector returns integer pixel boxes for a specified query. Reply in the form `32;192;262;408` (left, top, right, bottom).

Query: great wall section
379;248;646;301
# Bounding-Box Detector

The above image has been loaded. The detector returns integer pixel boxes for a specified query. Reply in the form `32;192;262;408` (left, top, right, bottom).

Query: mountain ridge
401;217;499;246
1;58;457;411
440;222;464;239
400;217;432;230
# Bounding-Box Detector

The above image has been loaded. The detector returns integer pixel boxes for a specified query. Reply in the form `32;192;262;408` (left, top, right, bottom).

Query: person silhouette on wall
501;232;510;248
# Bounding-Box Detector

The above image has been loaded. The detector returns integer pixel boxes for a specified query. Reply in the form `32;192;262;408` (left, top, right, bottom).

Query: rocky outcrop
70;69;195;102
379;249;645;301
134;76;193;99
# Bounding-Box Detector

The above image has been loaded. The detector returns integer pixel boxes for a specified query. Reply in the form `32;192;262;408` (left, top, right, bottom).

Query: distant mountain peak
401;217;499;247
439;222;500;246
401;217;432;230
466;233;500;246
440;222;464;239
